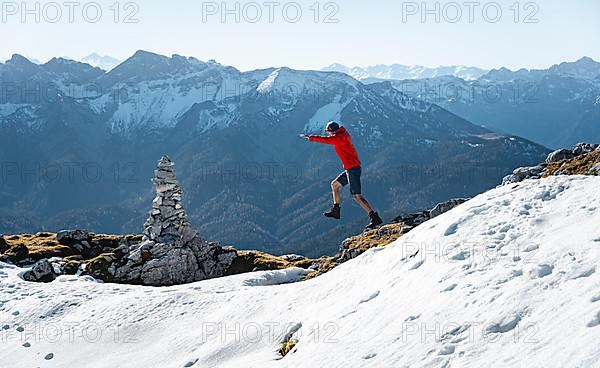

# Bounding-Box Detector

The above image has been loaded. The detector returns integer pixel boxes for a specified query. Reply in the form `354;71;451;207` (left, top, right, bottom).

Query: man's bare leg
353;194;374;214
331;180;342;205
355;194;383;229
324;181;343;219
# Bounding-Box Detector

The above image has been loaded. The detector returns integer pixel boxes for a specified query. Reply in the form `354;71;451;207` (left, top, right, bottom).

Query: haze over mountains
323;63;489;82
0;50;560;256
344;57;600;148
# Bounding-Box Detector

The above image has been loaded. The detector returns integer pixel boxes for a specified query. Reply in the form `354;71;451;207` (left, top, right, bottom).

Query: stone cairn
143;155;197;245
92;155;238;286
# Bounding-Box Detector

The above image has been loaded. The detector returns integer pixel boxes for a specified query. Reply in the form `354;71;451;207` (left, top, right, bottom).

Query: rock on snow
0;176;599;367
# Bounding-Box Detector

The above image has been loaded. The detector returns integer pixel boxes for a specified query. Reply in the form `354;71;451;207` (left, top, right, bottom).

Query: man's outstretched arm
299;134;340;145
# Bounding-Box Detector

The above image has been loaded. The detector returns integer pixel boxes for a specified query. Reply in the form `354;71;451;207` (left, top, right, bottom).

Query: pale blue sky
1;0;599;71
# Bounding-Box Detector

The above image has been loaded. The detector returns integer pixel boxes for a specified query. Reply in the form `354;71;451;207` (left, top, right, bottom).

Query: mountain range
360;57;600;148
322;63;489;82
0;51;549;257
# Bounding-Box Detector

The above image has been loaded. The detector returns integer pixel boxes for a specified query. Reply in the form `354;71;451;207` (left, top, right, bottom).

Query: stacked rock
143;155;197;245
99;155;237;286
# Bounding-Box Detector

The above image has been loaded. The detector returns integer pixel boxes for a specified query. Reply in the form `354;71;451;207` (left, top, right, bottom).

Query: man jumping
301;121;383;230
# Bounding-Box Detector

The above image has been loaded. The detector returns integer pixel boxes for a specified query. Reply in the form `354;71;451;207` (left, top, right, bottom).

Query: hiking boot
365;211;383;230
324;204;341;219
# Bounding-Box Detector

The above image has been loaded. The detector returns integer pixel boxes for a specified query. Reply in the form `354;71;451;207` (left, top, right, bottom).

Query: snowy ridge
324;63;489;81
305;96;352;133
1;176;599;367
80;53;122;71
257;67;359;96
256;68;281;93
95;67;257;134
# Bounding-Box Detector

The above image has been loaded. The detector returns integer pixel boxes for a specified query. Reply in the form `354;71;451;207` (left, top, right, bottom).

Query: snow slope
1;176;600;368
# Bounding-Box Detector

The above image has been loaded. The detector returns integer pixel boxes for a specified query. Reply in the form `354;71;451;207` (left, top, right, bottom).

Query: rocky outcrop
393;198;468;228
1;243;29;265
86;156;238;286
587;163;600;175
56;230;103;258
545;149;576;164
21;259;58;283
502;166;545;185
56;230;94;246
330;198;467;265
0;235;8;253
544;149;600;177
503;143;600;185
429;199;468;219
572;143;599;155
545;143;598;164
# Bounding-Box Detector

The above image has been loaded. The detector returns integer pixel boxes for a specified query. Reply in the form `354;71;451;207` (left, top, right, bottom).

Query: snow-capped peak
80;53;122;71
257;68;281;93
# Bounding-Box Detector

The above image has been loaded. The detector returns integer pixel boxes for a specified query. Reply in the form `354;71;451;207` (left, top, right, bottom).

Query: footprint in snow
529;264;554;279
410;260;425;270
404;314;420;322
522;243;539;252
497;223;512;233
591;295;600;303
359;291;380;304
438;344;456;355
441;324;470;342
362;353;377;360
571;267;596;280
493;233;506;241
510;269;523;278
450;250;468;261
587;311;600;328
183;358;199;367
441;284;457;292
22;342;31;348
44;353;54;360
444;223;458;236
486;314;522;334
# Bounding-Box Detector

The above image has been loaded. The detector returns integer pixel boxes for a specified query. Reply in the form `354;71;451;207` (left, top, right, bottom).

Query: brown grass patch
543;151;600;177
4;233;75;260
343;223;406;251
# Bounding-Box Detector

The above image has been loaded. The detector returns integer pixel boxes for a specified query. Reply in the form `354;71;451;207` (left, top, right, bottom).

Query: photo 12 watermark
0;1;140;24
401;2;540;24
1;321;139;344
199;321;339;344
1;161;140;184
394;80;540;105
201;1;340;23
398;240;541;266
401;320;540;344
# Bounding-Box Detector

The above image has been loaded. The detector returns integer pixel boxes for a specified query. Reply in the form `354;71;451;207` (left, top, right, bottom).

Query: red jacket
309;127;362;170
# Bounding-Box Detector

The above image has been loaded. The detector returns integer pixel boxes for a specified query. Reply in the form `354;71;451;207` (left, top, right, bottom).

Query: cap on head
325;121;340;133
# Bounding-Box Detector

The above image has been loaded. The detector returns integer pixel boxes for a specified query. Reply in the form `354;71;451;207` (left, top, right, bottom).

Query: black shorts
335;166;362;195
